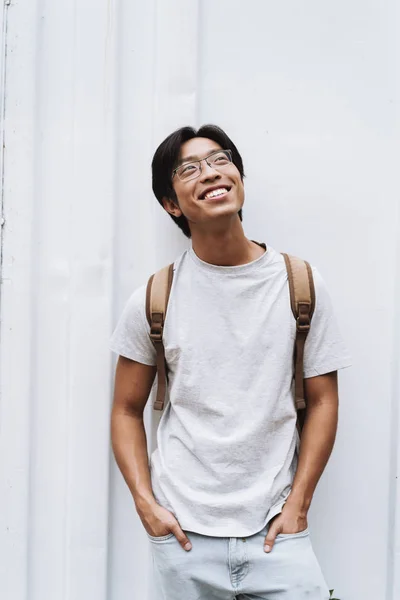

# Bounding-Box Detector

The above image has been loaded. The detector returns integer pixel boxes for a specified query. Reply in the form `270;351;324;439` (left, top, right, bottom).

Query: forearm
286;400;338;512
111;408;156;511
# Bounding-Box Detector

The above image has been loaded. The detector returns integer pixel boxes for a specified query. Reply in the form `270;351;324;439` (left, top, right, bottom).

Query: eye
180;163;197;175
213;154;229;164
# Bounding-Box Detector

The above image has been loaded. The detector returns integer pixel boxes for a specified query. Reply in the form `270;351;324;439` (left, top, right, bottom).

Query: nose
199;160;221;182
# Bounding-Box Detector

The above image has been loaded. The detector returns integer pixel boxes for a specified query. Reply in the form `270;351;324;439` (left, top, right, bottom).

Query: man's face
165;137;244;232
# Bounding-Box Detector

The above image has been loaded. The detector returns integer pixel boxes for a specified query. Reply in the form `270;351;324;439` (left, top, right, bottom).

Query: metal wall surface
0;1;399;599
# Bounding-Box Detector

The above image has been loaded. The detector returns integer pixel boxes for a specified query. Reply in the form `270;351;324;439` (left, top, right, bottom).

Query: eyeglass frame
172;149;233;181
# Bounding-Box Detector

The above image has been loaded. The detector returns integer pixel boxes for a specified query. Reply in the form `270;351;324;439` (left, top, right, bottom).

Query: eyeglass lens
176;150;232;181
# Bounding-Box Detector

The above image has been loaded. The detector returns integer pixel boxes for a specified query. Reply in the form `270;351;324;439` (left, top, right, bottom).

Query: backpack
145;248;315;432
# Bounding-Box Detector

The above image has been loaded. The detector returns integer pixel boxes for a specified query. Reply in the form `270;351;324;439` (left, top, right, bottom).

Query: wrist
285;490;312;514
134;491;157;515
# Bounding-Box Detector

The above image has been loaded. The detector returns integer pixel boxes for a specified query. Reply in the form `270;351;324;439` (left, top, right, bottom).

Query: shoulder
278;250;323;280
278;252;330;314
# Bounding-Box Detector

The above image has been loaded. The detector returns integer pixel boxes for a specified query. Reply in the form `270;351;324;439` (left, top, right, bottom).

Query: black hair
151;124;244;238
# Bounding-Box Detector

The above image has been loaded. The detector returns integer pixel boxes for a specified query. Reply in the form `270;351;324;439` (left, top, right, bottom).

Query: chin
215;205;242;220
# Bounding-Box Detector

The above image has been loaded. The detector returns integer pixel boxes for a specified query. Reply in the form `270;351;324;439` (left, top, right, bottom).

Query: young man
110;125;351;599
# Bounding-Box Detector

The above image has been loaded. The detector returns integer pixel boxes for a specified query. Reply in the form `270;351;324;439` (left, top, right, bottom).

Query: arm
111;355;192;551
286;370;338;511
111;355;157;507
263;370;338;552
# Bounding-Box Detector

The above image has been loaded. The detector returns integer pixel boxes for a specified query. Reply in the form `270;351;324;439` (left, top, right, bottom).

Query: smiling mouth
200;186;231;200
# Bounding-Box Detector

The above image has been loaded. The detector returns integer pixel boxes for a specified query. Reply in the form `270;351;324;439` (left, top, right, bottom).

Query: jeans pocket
276;527;309;539
146;532;175;543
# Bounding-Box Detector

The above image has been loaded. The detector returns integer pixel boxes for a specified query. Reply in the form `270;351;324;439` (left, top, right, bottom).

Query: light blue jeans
147;523;330;599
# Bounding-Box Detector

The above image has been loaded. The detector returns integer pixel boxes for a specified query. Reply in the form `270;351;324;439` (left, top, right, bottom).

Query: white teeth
204;188;228;199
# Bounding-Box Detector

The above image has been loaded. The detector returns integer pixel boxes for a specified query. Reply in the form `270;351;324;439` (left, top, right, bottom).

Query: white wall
0;1;399;599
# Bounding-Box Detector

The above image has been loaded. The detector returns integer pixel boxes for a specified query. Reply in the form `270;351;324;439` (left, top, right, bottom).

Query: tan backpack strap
145;264;174;411
282;254;315;421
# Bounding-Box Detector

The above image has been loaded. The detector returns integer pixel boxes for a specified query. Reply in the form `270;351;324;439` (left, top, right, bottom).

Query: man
110;124;351;599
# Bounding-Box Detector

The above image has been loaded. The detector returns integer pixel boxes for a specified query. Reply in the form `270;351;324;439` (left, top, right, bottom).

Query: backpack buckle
296;302;311;332
150;327;163;343
150;315;163;342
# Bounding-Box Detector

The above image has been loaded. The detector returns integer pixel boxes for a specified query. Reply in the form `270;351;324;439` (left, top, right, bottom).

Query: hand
137;500;192;552
263;502;308;553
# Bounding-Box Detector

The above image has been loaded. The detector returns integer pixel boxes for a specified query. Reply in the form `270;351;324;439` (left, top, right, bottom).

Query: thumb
171;523;192;552
264;522;281;553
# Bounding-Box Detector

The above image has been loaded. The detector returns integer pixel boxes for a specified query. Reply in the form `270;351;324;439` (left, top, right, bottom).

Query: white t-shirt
110;244;351;537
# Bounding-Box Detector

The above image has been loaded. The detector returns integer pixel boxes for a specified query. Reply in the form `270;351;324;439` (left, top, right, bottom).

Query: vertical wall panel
0;1;39;599
107;2;157;597
28;0;116;598
29;1;78;593
0;1;399;600
1;0;116;599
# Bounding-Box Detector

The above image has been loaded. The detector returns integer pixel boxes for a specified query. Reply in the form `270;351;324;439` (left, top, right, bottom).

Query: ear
162;196;183;218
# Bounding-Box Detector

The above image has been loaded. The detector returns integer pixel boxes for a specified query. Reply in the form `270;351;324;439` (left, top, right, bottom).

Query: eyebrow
176;148;221;167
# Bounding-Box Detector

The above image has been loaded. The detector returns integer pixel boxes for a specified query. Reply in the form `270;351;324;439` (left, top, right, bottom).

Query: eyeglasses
172;149;233;182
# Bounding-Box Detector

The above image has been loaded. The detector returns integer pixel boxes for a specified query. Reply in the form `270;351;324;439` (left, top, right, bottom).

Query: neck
190;220;265;267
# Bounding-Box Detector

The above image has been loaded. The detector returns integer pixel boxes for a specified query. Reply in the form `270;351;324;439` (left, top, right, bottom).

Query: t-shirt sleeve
109;285;157;366
303;267;352;378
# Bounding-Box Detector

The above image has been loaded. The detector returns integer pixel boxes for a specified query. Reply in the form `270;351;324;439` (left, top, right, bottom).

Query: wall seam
0;0;10;309
386;165;400;600
103;2;118;599
194;0;201;127
386;1;400;594
63;3;78;598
